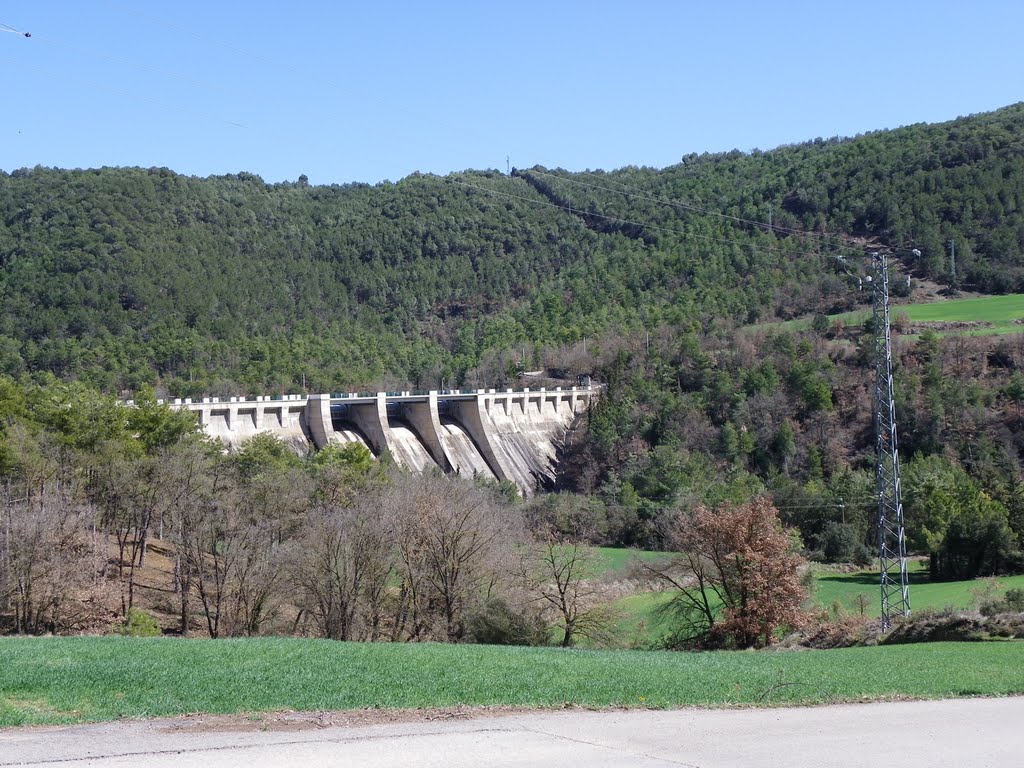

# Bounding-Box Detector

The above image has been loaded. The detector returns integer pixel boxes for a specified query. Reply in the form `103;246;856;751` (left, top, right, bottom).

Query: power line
1;21;31;37
447;176;853;263
771;501;877;511
525;167;848;244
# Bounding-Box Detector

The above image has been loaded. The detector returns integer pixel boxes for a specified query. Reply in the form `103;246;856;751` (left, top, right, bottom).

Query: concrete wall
454;388;589;494
165;386;596;495
181;395;311;450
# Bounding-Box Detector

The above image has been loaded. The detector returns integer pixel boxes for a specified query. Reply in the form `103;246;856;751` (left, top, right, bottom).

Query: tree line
549;320;1024;582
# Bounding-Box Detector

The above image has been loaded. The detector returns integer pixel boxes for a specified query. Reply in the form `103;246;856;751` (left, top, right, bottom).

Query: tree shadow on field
817;570;932;587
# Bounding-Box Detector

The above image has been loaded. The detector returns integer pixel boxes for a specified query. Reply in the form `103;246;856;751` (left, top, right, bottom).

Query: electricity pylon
870;251;911;629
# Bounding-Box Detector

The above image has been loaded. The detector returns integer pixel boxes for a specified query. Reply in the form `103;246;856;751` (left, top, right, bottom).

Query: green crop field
1;637;1022;727
899;294;1024;325
814;567;1024;618
593;547;668;573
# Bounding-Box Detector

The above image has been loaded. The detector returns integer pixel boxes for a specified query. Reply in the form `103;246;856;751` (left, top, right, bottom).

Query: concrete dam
161;386;598;495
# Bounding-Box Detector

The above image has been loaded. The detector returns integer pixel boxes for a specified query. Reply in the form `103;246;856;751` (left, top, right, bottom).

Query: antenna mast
871;251;911;629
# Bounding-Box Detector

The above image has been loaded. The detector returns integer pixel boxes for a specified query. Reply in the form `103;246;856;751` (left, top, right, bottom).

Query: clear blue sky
2;1;1022;185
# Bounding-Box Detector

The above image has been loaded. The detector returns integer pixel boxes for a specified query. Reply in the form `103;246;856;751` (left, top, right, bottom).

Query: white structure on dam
159;386;598;495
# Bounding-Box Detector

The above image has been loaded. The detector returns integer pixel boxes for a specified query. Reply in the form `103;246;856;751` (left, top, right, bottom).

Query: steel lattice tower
870;252;911;629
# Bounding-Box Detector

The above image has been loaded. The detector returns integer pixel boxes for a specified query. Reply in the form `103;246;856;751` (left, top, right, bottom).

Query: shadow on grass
817;570;933;587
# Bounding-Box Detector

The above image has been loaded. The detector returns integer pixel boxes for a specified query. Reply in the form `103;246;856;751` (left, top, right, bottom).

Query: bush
114;608;162;638
979;587;1024;617
818;522;873;565
466;598;548;646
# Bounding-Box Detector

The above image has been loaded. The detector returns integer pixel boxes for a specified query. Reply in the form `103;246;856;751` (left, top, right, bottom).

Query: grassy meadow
3;548;1024;728
752;293;1024;337
602;553;1024;647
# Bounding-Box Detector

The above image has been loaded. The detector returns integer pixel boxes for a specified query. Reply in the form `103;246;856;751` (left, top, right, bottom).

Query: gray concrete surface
2;698;1022;767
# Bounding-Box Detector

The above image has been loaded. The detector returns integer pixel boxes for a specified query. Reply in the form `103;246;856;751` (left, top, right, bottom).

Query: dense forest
2;104;1023;396
2;103;1024;629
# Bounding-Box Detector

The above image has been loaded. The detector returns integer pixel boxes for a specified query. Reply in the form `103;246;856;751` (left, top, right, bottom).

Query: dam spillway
158;386;598;495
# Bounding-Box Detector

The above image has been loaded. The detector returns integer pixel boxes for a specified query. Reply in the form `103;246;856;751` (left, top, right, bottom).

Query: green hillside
4;105;1024;644
2;104;1024;395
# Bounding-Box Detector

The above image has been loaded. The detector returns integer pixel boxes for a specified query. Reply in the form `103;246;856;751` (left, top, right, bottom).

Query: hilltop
0;103;1022;395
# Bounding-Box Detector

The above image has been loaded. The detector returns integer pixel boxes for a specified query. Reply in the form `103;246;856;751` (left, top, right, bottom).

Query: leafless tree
522;529;616;647
1;473;113;634
291;497;396;641
388;472;523;642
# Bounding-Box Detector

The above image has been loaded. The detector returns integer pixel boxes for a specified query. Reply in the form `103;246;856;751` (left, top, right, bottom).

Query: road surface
2;698;1021;767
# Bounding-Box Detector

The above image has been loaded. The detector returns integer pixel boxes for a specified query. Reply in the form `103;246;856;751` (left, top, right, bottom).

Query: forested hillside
2;104;1022;396
2;104;1024;593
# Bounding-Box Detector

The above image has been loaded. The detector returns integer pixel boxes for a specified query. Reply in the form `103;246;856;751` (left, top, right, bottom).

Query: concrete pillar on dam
347;393;396;458
446;394;515;487
306;394;332;449
402;392;453;472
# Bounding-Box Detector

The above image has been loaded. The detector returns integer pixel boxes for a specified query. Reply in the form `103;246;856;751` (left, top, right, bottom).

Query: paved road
2;698;1022;767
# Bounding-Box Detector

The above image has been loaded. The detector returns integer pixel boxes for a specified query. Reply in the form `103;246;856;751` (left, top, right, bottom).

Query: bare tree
1;472;113;634
522;530;616;647
388;472;522;642
291;497;396;641
161;440;217;635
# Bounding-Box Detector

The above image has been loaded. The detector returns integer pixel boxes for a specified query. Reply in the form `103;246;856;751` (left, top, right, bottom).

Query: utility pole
948;239;956;285
870;252;911;629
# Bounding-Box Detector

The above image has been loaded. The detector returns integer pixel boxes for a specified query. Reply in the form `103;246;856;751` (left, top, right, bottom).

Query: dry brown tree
644;496;808;649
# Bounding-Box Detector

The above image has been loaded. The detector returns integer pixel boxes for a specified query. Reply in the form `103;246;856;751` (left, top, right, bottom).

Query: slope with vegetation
3;105;1024;647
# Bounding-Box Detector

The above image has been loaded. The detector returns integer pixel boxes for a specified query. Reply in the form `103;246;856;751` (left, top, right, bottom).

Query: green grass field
606;557;1024;647
1;637;1022;727
815;566;1024;618
753;293;1024;337
593;547;668;573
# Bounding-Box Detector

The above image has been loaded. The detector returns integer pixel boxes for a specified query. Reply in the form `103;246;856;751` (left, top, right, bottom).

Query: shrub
115;609;162;638
819;522;873;565
466;598;547;646
978;587;1024;617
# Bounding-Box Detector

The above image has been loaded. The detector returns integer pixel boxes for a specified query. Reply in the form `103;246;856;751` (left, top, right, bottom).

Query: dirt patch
156;705;549;734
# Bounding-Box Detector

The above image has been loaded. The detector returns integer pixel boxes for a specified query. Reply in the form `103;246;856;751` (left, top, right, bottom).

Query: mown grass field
1;637;1023;728
752;293;1024;337
815;566;1024;618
